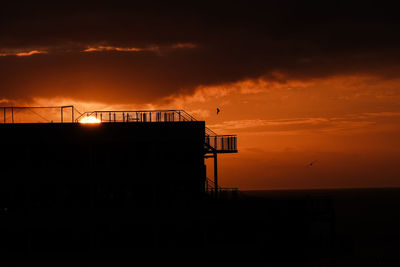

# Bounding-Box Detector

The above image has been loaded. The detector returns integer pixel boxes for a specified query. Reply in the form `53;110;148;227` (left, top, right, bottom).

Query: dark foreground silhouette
0;123;398;266
1;187;400;266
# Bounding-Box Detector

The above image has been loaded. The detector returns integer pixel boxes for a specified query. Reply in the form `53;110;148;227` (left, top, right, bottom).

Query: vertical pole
213;151;218;198
61;107;63;123
3;107;5;123
72;106;74;123
109;112;111;122
11;107;14;123
100;113;103;122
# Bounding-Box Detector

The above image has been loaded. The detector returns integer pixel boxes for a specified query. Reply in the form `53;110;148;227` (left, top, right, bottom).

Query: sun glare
79;116;101;124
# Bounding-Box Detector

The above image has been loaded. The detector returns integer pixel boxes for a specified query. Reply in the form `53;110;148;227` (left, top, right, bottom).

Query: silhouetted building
0;109;237;208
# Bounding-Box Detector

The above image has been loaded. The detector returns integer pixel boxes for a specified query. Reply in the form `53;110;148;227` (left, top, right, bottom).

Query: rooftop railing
0;107;237;153
1;106;75;123
75;110;197;124
76;110;237;153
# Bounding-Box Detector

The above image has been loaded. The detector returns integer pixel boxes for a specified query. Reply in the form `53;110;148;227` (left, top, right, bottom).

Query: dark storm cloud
1;1;400;103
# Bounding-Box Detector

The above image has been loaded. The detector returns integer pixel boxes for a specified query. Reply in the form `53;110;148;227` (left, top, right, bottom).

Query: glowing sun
79;116;101;124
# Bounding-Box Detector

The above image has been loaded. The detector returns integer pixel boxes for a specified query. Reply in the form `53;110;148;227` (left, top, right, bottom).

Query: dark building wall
0;122;205;209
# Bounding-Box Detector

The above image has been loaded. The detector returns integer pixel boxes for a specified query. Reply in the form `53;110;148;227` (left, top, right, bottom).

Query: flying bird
307;160;318;167
216;108;220;115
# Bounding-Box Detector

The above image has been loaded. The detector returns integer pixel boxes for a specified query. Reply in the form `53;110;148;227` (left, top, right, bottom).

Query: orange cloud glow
83;46;144;52
83;43;197;53
0;50;47;57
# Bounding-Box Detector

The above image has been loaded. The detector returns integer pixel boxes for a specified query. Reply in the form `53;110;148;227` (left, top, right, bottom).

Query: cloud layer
1;2;400;103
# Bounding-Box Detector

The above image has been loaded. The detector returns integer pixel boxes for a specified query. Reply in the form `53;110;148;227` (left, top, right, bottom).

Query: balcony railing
206;178;239;197
205;135;237;153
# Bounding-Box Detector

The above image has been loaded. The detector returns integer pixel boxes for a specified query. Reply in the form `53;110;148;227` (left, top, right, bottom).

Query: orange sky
183;75;400;190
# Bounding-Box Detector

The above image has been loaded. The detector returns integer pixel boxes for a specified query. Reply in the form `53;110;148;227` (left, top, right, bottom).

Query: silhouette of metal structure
1;106;75;123
1;106;237;197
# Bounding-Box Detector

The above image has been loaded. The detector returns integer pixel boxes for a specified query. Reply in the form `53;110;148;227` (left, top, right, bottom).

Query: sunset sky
1;2;400;189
